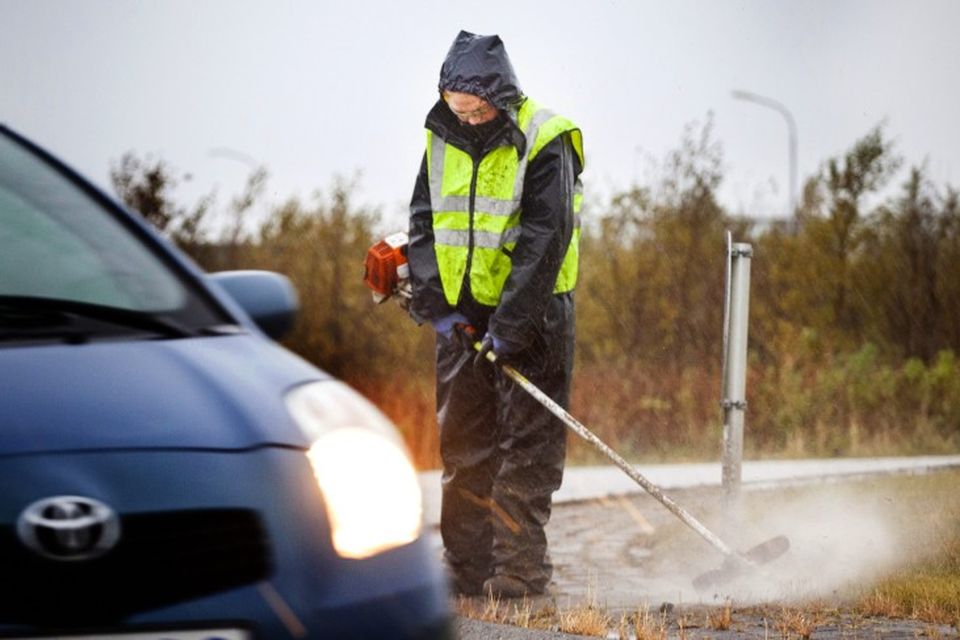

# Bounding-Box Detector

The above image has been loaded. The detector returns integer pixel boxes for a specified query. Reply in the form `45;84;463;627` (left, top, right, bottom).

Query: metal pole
721;241;752;509
731;90;798;217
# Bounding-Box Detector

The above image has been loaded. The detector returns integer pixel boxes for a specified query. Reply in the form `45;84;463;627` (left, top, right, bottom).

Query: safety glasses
442;92;494;123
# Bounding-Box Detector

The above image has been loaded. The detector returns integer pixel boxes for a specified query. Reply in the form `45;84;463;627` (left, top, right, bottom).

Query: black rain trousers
436;292;574;593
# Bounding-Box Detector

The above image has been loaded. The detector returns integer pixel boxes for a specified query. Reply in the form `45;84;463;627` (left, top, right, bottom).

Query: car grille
0;508;272;625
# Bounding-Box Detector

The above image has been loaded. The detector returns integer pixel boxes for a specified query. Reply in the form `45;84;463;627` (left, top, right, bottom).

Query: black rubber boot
482;574;541;599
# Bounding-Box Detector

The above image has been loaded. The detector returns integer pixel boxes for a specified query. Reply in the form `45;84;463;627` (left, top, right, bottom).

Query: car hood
0;335;327;455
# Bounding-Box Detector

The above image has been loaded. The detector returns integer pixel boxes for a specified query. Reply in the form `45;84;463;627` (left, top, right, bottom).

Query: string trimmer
363;233;789;589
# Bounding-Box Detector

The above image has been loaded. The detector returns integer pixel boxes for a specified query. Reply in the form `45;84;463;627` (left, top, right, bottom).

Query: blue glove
430;312;470;340
474;332;521;368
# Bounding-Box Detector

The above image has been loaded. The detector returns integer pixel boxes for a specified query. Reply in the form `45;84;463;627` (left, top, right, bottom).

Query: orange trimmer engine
363;232;411;304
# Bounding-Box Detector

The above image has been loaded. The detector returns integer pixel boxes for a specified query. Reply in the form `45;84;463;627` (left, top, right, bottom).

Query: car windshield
0;130;230;339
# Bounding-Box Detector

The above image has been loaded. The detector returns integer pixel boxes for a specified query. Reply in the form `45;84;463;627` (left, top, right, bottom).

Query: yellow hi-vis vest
427;97;584;307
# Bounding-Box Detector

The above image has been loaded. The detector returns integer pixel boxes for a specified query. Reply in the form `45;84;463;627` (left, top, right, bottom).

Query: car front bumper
0;448;450;639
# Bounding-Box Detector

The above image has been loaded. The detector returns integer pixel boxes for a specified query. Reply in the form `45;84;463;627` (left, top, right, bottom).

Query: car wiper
0;295;198;340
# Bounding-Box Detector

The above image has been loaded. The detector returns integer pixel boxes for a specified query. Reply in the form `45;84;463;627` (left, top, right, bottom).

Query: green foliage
855;169;960;360
750;345;960;457
768;126;903;346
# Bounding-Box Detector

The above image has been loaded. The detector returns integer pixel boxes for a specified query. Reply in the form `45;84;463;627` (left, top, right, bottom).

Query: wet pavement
454;609;959;640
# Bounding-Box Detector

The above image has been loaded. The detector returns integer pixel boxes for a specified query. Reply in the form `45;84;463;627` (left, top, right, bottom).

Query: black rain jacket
407;31;582;351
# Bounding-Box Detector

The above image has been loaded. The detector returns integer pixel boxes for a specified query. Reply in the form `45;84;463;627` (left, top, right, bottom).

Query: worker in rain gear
406;30;584;599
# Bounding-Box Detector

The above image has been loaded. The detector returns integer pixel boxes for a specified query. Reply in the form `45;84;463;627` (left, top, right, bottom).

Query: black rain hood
439;31;523;110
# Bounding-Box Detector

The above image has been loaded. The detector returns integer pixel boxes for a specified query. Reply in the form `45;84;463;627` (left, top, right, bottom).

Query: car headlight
286;380;423;559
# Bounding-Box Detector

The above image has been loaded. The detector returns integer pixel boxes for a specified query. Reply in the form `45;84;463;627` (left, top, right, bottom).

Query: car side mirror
209;270;298;340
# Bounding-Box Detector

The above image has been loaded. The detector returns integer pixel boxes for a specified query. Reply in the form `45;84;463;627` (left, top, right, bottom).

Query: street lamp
208;146;260;170
732;90;798;217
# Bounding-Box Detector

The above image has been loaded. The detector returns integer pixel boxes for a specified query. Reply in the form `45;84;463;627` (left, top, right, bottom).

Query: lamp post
208;146;264;246
732;90;798;217
208;146;260;170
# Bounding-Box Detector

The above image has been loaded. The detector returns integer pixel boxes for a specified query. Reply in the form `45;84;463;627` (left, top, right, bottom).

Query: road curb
418;455;960;527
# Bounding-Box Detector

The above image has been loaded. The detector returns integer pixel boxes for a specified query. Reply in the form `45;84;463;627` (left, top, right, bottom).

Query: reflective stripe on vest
427;98;584;307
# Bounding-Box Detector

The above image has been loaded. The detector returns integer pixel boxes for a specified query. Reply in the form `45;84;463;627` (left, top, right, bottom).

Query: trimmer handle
453;322;482;351
453;322;477;341
454;323;499;365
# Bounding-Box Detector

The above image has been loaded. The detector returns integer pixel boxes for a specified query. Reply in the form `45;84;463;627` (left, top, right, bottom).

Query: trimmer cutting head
692;534;790;591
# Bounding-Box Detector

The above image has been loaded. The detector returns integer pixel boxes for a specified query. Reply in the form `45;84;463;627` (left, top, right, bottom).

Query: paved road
421;456;960;639
453;611;959;640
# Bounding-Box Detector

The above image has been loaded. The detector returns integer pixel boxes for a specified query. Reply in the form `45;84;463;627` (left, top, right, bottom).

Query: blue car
0;125;451;639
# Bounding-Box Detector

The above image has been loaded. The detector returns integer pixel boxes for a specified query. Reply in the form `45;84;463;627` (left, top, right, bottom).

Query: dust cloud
549;475;945;611
680;482;913;604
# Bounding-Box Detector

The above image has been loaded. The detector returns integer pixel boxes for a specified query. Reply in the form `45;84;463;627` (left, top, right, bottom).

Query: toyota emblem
17;496;121;561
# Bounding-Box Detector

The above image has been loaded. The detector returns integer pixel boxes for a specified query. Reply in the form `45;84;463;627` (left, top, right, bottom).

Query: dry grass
454;593;610;637
557;603;610;636
859;576;960;626
773;607;823;640
452;592;547;626
453;594;507;624
852;471;960;627
390;352;960;470
617;605;670;640
706;600;734;631
556;579;612;636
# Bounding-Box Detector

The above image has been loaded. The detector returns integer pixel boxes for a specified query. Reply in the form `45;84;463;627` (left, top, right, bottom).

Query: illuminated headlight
286;380;422;559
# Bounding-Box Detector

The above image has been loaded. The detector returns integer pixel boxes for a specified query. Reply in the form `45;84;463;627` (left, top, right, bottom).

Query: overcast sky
3;0;958;231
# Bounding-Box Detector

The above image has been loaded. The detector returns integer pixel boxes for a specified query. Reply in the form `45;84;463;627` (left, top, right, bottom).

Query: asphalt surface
419;456;960;639
453;611;960;640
